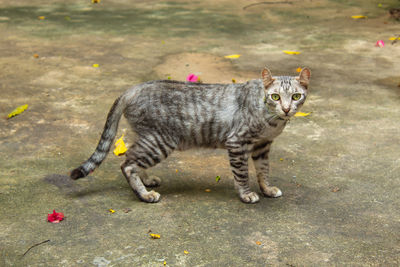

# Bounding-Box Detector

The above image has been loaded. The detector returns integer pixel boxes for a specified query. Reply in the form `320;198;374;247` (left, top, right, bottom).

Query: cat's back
122;79;242;109
136;79;230;96
120;79;266;148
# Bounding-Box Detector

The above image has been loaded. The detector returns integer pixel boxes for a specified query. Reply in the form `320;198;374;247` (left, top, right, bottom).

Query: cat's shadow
43;173;318;205
43;173;225;200
43;173;124;197
44;173;77;191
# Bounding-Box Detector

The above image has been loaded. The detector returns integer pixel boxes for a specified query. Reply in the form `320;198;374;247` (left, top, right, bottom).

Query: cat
70;67;311;203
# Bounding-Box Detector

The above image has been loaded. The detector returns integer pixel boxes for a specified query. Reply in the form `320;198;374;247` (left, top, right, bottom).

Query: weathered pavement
0;0;399;266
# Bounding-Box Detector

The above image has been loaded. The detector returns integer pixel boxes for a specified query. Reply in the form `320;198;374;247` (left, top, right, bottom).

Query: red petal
47;210;64;222
48;214;56;222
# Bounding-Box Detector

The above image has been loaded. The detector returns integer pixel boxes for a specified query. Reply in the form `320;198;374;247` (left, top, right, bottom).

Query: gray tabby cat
71;67;311;203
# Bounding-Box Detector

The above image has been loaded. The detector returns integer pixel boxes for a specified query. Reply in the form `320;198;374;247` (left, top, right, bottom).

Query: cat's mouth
269;113;290;121
277;113;292;120
280;115;291;120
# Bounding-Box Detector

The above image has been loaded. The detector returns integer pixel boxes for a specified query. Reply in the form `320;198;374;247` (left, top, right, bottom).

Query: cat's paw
139;190;161;203
142;175;162;187
240;191;260;204
261;186;282;198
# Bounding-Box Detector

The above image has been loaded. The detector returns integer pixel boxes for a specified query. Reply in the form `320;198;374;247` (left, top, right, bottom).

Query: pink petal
375;40;385;47
186;74;198;82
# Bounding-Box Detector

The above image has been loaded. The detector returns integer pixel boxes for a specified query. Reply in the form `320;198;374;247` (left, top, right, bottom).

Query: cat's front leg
251;141;282;198
226;140;259;203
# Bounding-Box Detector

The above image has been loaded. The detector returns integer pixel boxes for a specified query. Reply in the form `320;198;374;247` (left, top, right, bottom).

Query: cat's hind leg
121;160;160;203
251;140;282;198
138;169;161;187
120;135;174;202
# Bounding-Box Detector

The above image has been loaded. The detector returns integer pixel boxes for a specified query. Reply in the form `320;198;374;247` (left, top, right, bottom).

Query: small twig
243;1;293;10
22;239;50;257
391;34;400;45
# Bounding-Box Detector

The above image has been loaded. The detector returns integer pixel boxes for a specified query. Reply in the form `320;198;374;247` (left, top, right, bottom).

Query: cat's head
262;67;311;120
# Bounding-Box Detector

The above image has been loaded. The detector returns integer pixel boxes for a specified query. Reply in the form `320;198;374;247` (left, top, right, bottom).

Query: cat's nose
282;107;290;114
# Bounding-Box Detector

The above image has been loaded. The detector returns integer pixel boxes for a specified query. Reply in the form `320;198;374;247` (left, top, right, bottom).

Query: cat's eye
271;94;280;101
292;93;302;101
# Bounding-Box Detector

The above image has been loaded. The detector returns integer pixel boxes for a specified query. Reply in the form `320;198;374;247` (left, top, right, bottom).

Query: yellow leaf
38;16;45;20
7;104;28;119
92;63;99;68
294;112;311;117
232;78;236;83
389;37;400;41
256;241;262;245
150;233;161;239
92;0;100;3
283;50;300;55
205;189;211;192
224;54;241;59
351;15;366;19
296;67;302;73
109;209;115;213
184;250;189;254
113;135;128;156
163;261;166;266
280;158;284;161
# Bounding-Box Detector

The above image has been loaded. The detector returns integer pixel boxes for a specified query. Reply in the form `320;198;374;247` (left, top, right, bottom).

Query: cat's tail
70;96;126;180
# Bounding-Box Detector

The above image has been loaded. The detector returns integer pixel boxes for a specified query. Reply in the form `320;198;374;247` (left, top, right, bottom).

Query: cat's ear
297;67;311;88
261;67;275;88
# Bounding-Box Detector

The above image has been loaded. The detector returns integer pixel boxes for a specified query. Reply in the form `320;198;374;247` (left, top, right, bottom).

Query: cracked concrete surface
0;0;399;266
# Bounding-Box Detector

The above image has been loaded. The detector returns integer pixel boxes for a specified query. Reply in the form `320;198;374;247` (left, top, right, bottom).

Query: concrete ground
1;0;399;266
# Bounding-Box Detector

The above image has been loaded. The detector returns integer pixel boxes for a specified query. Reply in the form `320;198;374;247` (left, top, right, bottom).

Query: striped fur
71;96;124;180
70;67;311;203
